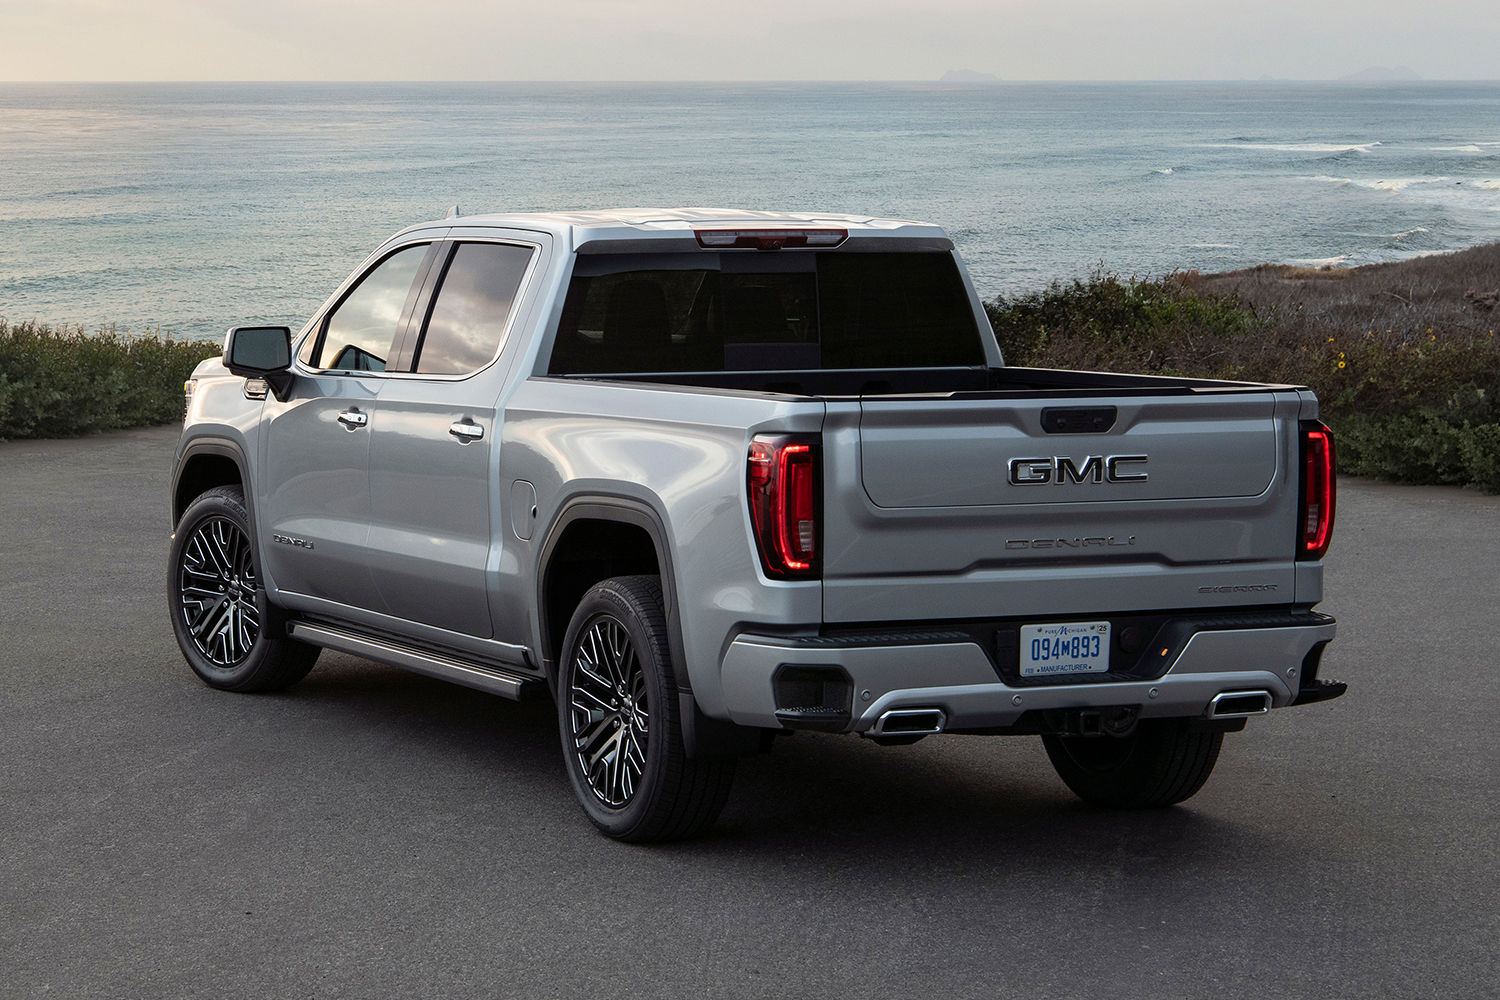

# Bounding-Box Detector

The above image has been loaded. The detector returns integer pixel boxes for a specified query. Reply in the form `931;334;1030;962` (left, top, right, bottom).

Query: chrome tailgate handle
449;421;484;441
336;409;368;429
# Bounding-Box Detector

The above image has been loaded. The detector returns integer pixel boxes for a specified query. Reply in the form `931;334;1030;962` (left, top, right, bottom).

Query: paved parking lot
2;425;1496;998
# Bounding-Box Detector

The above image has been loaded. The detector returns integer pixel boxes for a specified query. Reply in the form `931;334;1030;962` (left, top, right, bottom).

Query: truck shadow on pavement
289;654;1260;868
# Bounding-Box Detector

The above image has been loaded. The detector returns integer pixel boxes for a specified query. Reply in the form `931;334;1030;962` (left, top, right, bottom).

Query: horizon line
4;78;1500;85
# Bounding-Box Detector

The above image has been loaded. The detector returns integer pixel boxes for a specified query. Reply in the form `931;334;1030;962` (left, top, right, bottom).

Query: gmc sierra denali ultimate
169;209;1345;842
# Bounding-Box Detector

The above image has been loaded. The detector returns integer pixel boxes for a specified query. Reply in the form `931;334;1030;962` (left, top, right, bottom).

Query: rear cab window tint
414;242;535;375
548;251;983;375
309;243;431;372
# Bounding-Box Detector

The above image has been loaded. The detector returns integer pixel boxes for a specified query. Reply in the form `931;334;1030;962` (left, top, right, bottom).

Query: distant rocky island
939;69;998;82
1340;65;1422;81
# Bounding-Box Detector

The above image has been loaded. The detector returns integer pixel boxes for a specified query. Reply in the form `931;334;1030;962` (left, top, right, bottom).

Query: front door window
313;243;430;371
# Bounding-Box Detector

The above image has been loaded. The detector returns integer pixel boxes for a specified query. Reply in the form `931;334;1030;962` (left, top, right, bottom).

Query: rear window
414;242;534;375
548;251;985;375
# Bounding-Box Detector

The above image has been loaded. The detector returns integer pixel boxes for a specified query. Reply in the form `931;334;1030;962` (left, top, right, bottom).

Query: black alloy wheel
557;576;735;842
569;615;651;807
168;485;319;693
178;515;261;666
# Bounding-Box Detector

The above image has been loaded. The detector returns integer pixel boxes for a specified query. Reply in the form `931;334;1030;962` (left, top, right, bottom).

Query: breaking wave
1207;141;1381;153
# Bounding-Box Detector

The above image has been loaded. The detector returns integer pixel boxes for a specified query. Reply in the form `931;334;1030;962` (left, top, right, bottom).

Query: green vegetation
0;319;221;441
986;242;1500;491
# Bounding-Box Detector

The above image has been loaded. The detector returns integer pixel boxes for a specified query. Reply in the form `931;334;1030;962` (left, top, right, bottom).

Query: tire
557;575;735;842
1042;718;1223;808
168;485;319;693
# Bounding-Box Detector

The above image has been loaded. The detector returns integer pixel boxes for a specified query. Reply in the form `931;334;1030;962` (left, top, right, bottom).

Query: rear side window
312;243;430;371
548;251;984;375
415;242;535;375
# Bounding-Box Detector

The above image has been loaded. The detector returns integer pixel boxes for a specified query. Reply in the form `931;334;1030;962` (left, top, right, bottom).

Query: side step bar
288;622;544;701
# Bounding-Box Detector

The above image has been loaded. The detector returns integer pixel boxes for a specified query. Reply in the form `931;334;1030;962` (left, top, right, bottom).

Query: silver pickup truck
170;209;1344;841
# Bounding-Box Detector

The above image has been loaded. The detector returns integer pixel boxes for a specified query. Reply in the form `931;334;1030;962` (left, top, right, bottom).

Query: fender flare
173;436;255;526
172;435;269;584
534;494;690;695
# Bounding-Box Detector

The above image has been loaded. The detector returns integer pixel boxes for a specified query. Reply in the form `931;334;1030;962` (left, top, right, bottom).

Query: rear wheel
1042;718;1223;808
168;485;319;692
557;575;734;842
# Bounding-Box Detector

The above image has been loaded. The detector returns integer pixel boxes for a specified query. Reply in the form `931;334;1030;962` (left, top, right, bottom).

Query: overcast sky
2;0;1497;82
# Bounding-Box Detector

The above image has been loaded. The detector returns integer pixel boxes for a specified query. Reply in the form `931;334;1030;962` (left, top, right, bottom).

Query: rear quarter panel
499;377;825;716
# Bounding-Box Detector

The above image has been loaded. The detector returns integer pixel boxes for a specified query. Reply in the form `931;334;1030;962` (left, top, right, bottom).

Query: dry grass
1178;242;1500;340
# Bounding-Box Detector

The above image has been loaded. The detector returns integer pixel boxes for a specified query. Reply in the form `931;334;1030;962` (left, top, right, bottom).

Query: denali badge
1198;584;1278;593
272;533;314;549
1008;455;1148;485
1007;536;1136;549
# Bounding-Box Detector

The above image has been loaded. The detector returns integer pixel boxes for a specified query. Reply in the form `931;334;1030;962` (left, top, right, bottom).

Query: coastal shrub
984;271;1260;370
0;319;220;441
1333;402;1500;493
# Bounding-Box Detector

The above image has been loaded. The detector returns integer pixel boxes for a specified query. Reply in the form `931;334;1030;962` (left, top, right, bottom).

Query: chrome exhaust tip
1207;690;1272;719
871;708;947;736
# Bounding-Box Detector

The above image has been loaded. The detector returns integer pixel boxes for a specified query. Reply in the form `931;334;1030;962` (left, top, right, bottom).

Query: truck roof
395;208;951;250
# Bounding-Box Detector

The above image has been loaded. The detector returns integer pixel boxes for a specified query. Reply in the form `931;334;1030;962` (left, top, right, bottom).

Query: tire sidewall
1043;719;1220;808
168;488;277;692
557;582;675;839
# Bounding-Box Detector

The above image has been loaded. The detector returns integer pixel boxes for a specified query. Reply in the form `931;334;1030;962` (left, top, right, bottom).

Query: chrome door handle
449;421;484;441
337;410;368;429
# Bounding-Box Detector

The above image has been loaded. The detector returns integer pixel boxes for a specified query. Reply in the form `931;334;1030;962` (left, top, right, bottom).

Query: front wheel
168;485;319;692
1042;718;1223;808
557;576;734;842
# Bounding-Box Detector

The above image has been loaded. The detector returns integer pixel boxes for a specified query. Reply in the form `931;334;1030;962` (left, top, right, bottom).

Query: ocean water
2;81;1499;339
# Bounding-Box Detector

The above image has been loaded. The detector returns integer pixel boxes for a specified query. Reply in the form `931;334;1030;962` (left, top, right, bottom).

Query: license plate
1019;621;1111;677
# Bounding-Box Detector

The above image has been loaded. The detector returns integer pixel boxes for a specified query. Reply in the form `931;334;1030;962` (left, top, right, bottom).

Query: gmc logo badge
1008;455;1149;485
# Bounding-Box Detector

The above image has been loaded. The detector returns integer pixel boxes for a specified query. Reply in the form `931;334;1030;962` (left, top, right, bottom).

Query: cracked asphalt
2;424;1496;998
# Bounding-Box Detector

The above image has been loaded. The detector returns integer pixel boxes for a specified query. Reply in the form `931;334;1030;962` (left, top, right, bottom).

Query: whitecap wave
1185;243;1240;248
1152;167;1174;174
1430;145;1484;152
1206;141;1380;153
1288;255;1352;267
1476;180;1500;190
1357;177;1450;192
1389;227;1430;240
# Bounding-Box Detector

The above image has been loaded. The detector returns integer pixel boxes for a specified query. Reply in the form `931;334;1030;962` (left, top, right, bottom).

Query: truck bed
555;364;1301;399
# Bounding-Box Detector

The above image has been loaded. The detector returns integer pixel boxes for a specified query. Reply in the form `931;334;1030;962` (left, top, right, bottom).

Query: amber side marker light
747;434;820;578
1299;422;1336;560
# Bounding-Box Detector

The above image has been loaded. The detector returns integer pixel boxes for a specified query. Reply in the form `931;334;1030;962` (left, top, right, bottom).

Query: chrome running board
289;621;544;701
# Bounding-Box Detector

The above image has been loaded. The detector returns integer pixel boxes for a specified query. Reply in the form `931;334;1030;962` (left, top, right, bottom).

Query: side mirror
224;326;294;400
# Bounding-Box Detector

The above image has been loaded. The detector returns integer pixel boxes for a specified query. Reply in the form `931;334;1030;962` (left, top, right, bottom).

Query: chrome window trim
290;232;544;384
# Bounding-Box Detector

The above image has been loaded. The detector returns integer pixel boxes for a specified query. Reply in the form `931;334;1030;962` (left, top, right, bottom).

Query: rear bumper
718;614;1337;732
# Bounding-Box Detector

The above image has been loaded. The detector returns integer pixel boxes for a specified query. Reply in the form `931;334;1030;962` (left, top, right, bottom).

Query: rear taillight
1299;421;1336;560
747;434;820;578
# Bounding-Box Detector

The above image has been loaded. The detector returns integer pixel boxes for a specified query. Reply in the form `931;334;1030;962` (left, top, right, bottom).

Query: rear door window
311;243;431;372
413;242;535;375
548;251;983;375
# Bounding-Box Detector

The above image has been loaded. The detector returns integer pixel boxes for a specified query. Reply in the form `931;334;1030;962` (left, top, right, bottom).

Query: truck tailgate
821;391;1306;623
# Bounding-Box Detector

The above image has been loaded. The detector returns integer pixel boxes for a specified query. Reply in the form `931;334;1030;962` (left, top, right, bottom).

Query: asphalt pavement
1;425;1496;999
